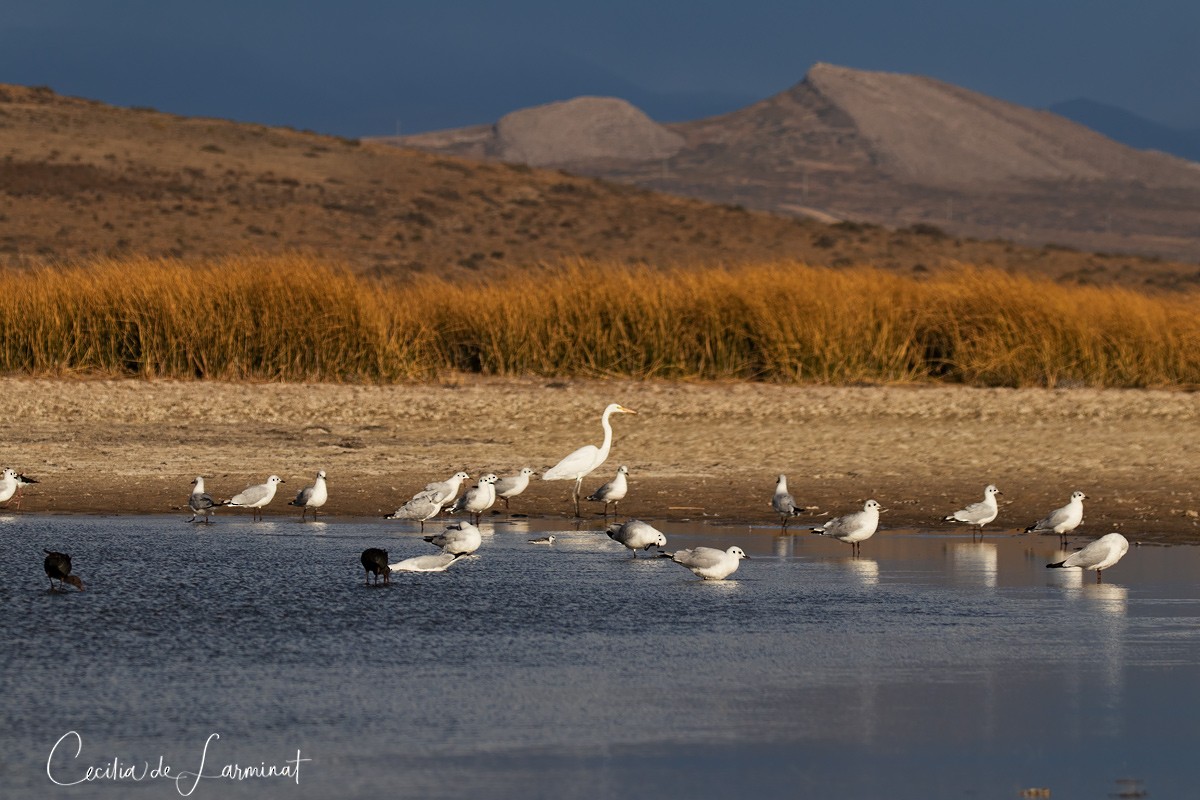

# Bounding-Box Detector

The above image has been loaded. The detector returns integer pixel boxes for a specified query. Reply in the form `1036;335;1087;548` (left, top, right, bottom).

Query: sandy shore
3;377;1199;543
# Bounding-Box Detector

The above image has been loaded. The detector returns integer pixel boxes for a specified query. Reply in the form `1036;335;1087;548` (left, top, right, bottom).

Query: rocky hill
1;82;1198;288
393;63;1200;263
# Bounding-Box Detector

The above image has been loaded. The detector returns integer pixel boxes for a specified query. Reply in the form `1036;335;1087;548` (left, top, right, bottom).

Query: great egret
289;469;328;521
1025;491;1087;541
543;403;637;516
221;475;285;521
1047;532;1129;582
812;499;882;555
661;546;748;581
188;476;217;524
944;484;1001;537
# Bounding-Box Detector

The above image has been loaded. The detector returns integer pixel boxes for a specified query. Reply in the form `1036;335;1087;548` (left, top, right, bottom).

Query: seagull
424;521;482;557
289;469;328;521
385;490;446;531
360;548;390;585
422;471;471;506
494;467;535;511
388;552;464;573
606;519;666;558
188;476;217;524
543;403;637;516
448;474;498;524
944;484;1002;536
586;465;628;518
661;546;748;581
812;499;882;555
43;549;84;591
1025;491;1087;540
1047;532;1129;582
771;474;804;529
221;475;284;521
528;535;556;545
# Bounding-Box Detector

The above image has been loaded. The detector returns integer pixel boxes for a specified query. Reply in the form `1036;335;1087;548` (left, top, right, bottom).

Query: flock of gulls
21;402;1130;592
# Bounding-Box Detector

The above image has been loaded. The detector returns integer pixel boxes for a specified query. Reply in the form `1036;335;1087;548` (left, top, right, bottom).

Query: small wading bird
423;521;482;557
944;484;1002;537
543;403;637;517
448;474;497;524
289;469;329;521
360;548;390;585
1;468;38;510
221;475;284;521
494;467;535;512
606;519;666;558
812;499;882;556
43;549;84;591
771;474;804;529
528;535;555;545
188;476;217;524
1047;532;1129;582
586;465;628;518
1025;491;1087;542
661;546;748;581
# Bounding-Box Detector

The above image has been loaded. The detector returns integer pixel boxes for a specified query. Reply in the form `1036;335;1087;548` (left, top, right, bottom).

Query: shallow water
2;513;1197;799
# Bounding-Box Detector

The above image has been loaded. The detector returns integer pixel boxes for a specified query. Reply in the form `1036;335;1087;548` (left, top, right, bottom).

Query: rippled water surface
2;513;1198;799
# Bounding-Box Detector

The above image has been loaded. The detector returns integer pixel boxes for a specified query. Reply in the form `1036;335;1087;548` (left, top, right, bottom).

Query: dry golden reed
1;255;1198;387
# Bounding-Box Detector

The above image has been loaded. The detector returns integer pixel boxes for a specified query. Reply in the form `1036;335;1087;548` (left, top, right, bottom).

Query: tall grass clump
2;255;1199;386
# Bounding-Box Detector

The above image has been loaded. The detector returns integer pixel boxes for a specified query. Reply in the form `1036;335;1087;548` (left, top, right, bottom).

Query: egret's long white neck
597;407;617;463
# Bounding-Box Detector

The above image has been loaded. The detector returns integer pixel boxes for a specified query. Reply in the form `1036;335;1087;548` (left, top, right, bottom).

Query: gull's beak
743;554;751;559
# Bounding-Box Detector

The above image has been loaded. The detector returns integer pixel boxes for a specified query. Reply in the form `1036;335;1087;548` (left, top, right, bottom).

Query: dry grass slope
2;256;1199;387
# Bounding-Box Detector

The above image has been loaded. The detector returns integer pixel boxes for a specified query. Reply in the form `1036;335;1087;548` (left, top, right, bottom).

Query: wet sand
3;377;1199;543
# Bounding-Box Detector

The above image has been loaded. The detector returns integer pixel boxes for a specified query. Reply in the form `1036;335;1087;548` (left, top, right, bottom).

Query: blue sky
1;1;1197;136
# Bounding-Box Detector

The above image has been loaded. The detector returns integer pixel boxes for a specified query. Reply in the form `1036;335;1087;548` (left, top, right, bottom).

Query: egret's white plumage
586;465;628;517
606;519;666;558
813;499;882;555
772;474;803;528
385;490;446;531
944;484;1001;532
449;474;498;523
188;476;217;524
222;475;284;521
289;469;328;521
388;552;463;573
663;546;748;581
494;467;535;511
1025;491;1087;537
543;403;637;516
424;521;482;556
1047;532;1129;581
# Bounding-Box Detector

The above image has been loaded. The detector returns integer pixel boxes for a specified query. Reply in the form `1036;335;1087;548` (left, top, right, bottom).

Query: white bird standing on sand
422;471;471;506
221;475;284;521
188;476;217;524
424;521;482;557
662;546;748;581
289;469;328;521
449;474;498;524
586;465;629;518
1025;491;1087;539
812;499;882;555
494;467;535;511
389;552;464;573
772;474;804;529
1047;532;1129;582
0;468;37;509
386;490;446;531
543;403;637;516
606;519;666;558
944;484;1002;535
